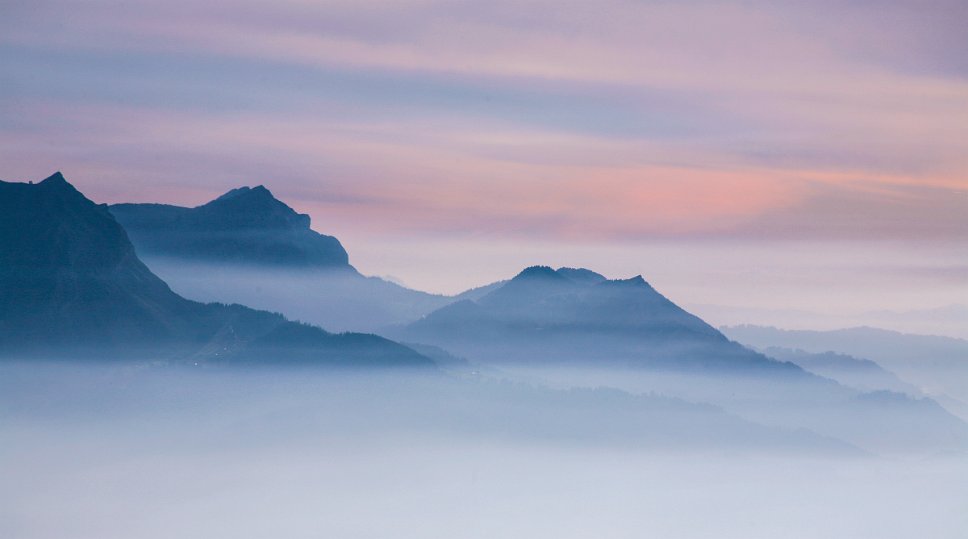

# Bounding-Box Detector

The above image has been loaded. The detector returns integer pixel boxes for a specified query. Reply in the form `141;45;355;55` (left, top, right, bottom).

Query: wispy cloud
1;0;966;242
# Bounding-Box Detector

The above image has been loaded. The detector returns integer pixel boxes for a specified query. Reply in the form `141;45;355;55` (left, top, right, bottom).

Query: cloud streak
1;0;966;243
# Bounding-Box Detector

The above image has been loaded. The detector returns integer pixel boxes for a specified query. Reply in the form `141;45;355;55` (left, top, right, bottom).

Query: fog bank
2;362;966;539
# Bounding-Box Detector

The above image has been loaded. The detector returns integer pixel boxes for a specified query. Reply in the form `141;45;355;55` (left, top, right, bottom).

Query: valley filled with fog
3;362;966;539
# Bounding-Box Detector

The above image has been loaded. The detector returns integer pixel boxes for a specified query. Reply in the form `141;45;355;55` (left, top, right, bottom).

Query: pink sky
1;0;966;321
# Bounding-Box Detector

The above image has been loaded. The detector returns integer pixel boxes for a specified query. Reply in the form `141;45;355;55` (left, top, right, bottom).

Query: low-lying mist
2;362;966;539
140;258;450;333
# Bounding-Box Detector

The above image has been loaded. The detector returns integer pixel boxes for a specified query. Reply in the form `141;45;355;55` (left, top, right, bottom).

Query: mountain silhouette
109;187;451;331
722;325;968;392
762;346;919;394
110;185;350;268
400;265;793;373
0;173;432;367
5;173;965;454
723;324;968;421
396;266;968;452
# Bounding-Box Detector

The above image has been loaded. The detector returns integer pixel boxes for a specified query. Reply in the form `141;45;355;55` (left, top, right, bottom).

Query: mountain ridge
0;173;433;368
110;185;350;268
400;265;798;373
109;186;454;331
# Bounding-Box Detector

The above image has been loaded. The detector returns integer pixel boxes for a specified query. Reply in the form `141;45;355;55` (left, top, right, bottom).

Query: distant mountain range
4;171;966;455
0;173;432;368
691;303;968;340
725;324;968;422
761;347;919;395
722;325;968;399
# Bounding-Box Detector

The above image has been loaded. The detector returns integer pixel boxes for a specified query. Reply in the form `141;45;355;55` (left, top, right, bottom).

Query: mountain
109;187;452;332
858;304;968;340
722;325;968;400
110;185;350;268
398;265;797;373
761;347;919;394
450;279;507;303
0;173;432;368
688;303;968;340
393;266;968;453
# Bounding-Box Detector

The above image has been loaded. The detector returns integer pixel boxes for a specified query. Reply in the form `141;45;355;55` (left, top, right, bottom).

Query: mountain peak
604;275;651;288
1;172;163;278
512;265;566;282
37;172;82;197
556;267;607;284
110;183;351;268
40;171;68;185
196;184;311;231
213;185;274;203
405;263;763;372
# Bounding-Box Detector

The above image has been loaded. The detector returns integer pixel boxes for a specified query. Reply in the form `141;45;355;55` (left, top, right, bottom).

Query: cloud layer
1;0;966;243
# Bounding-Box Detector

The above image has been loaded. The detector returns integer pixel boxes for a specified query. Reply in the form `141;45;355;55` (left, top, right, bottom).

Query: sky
1;0;966;327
